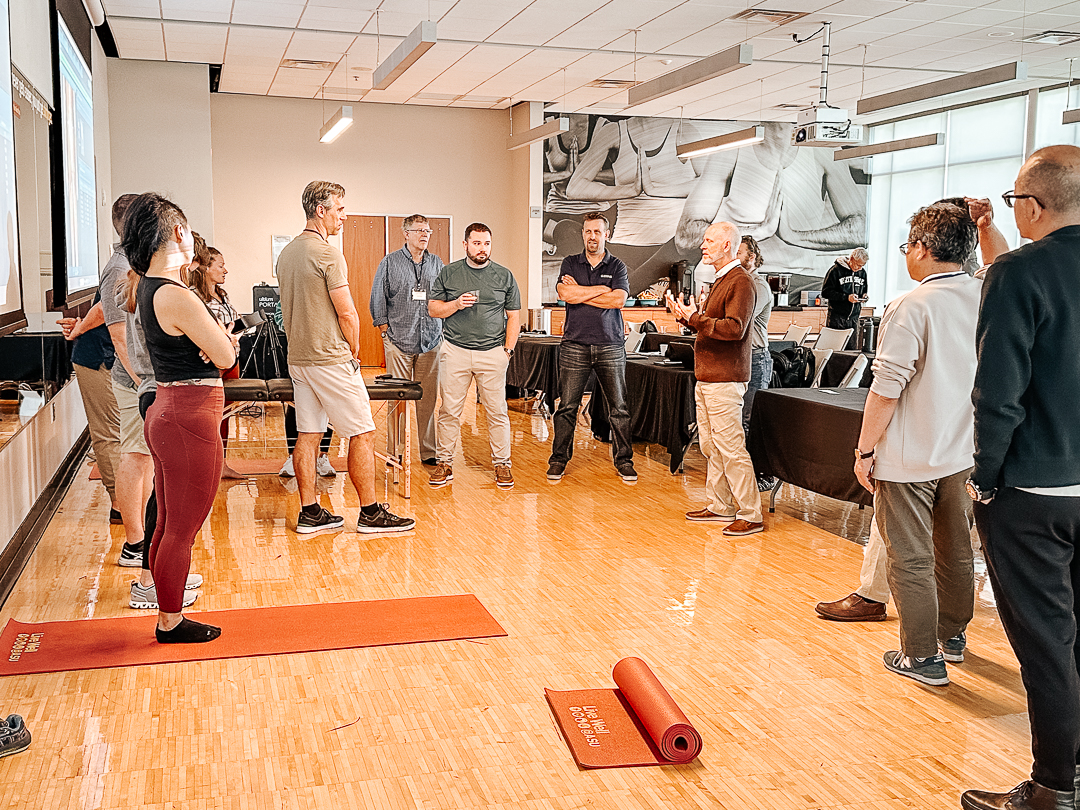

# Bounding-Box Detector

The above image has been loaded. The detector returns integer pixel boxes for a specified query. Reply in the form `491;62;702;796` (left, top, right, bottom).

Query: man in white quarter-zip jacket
852;201;983;689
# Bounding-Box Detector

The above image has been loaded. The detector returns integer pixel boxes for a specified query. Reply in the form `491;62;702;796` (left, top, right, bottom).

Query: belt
159;378;223;388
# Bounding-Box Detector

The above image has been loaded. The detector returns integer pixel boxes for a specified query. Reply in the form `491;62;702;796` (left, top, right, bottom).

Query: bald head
1019;145;1080;216
701;221;740;268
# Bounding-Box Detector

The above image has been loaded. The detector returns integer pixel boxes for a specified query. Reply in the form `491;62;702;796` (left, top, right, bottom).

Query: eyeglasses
1002;191;1042;209
406;229;433;236
898;240;920;255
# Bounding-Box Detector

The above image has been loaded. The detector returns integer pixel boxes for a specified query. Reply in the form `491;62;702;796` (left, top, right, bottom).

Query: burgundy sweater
685;264;755;383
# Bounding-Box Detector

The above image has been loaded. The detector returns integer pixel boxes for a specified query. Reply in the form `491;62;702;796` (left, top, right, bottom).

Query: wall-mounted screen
0;0;25;334
56;13;97;301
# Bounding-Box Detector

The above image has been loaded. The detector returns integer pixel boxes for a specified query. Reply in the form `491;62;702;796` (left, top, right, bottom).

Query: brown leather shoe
428;463;453;488
961;781;1075;810
722;519;764;536
494;464;514;489
815;593;887;622
685;508;735;522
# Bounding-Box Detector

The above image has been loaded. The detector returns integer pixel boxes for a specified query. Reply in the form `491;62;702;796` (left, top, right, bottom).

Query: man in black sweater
821;248;868;343
962;145;1080;810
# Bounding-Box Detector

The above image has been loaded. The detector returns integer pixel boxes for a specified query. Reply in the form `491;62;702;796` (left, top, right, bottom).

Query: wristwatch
965;478;995;502
854;448;875;461
504;347;515;358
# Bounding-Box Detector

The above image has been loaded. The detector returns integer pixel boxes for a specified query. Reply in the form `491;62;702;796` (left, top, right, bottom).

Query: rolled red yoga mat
545;656;702;768
612;656;701;764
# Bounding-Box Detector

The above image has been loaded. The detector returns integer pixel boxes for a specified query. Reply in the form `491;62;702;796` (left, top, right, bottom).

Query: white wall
510;101;543;310
10;0;52;108
92;34;113;267
209;93;537;311
107;59;214;242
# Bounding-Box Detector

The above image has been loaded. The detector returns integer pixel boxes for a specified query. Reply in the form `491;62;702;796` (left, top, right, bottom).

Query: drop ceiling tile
299;5;376;32
488;0;608;47
110;18;166;60
103;1;161;19
163;21;227;47
546;0;687;51
231;1;306;28
285;31;358;61
224;26;294;56
632;3;752;53
361;11;438;37
379;0;455;14
160;0;230;24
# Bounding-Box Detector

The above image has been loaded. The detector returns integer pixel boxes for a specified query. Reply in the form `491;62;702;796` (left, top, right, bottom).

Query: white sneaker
129;582;199;610
185;573;203;590
279;456;295;477
316;454;337;477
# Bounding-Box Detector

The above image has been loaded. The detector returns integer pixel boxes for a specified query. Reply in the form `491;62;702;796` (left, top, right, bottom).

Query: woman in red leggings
124;194;236;644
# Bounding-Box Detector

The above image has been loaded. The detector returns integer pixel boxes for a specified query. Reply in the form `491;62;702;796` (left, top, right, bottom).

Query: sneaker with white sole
494;464;514;489
316;454;337;477
279;456;295;477
941;631;967;663
883;650;949;686
356;504;416;534
129;582;199;610
118;542;144;568
0;715;31;759
295;506;345;534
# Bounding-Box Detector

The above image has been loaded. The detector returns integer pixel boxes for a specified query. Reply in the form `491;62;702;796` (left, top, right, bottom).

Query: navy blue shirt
560;251;629;346
70;290;115;371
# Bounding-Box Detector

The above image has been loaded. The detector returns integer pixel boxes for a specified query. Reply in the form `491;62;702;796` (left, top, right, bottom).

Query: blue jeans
742;348;773;435
550;341;632;467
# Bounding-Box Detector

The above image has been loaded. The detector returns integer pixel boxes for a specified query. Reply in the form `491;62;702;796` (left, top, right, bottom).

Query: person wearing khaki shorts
428;223;520;490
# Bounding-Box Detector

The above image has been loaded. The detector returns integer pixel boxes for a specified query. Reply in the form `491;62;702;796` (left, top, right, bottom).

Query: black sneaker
109;508;123;525
295;507;345;534
756;475;777;492
356;504;416;534
547;463;565;481
617;463;638;483
0;715;30;759
118;542;144;568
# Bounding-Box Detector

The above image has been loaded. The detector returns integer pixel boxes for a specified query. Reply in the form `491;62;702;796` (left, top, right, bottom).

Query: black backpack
770;346;816;388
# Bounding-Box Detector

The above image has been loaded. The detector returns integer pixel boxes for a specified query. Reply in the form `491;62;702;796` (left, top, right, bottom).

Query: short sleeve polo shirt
560;251;629;346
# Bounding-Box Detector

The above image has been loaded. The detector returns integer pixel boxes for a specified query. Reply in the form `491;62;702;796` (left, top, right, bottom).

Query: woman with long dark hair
123;193;235;643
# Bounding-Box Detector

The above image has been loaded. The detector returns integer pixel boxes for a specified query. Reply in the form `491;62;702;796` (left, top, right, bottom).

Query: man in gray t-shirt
428;223;521;489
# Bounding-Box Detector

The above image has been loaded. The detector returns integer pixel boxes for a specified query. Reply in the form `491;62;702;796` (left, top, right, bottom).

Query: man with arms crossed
962;146;1080;810
370;214;444;466
277;181;414;535
667;221;762;537
428;223;521;490
547;212;635;483
853;202;981;689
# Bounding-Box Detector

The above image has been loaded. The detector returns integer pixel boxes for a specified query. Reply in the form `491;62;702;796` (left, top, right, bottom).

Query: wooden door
386;216;452;266
342;215;387;367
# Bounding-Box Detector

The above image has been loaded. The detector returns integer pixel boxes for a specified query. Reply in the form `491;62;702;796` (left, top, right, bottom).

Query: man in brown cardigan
667;221;763;536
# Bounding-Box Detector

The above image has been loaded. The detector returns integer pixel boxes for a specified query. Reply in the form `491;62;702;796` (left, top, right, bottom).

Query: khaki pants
382;334;439;460
694;381;761;522
74;363;120;503
875;468;975;659
856;520;891;604
437;342;511;466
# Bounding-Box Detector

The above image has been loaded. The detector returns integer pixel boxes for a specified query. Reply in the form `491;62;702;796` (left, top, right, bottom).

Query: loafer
685;508;735;522
722;519;764;536
961;780;1075;810
815;592;887;622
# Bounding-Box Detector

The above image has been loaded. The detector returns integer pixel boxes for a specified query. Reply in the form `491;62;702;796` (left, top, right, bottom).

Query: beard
468;249;489;264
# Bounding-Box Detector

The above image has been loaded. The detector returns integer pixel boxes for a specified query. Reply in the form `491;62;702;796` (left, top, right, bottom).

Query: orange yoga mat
546;657;702;768
89;457;349;479
0;594;505;676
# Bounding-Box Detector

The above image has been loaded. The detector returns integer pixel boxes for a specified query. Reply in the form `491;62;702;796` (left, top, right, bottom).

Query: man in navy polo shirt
547;212;636;483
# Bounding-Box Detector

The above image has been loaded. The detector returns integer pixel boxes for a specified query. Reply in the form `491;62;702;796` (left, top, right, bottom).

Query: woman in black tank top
123;194;236;644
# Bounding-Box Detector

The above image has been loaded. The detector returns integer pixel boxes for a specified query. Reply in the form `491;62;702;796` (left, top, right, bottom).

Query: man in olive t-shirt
428;223;521;489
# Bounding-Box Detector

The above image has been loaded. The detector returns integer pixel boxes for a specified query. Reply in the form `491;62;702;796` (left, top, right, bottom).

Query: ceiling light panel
160;0;230;24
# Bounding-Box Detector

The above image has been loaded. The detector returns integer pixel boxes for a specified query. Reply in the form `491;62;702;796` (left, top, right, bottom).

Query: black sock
155;617;221;644
301;503;322;517
360;502;380;516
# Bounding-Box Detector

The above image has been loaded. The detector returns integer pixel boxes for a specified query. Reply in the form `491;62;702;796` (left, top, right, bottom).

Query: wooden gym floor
0;390;1029;809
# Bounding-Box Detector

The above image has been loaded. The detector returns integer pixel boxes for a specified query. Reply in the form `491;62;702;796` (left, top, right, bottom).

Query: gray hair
908;202;978;265
301;181;345;220
850;248;869;264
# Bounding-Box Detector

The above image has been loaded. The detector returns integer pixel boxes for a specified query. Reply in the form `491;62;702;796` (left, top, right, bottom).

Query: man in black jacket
961;145;1080;810
821;248;868;340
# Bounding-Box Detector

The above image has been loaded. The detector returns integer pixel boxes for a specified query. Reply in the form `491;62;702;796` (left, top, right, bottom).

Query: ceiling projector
791;105;863;147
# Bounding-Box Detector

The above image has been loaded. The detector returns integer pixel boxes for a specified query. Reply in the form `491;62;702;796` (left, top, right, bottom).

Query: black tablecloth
0;333;74;393
819;351;874;388
590;357;697;473
748;387;872;507
506;335;562;412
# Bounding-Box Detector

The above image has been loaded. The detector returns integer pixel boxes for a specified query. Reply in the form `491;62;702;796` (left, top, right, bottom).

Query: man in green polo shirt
428;223;521;489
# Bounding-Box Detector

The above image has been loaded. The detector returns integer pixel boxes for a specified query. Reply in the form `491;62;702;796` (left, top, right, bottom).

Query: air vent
1021;30;1080;46
280;59;336;70
586;79;638;89
728;8;809;26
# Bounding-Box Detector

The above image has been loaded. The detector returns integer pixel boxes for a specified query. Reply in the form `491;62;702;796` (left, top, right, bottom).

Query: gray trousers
382;334;439;461
874;468;975;659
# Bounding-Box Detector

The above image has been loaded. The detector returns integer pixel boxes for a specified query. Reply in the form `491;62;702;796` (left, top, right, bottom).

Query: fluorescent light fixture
1063;108;1080;125
856;62;1027;116
627;44;752;107
676;126;764;159
319;105;353;143
507;117;569;151
833;132;943;161
373;20;437;90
